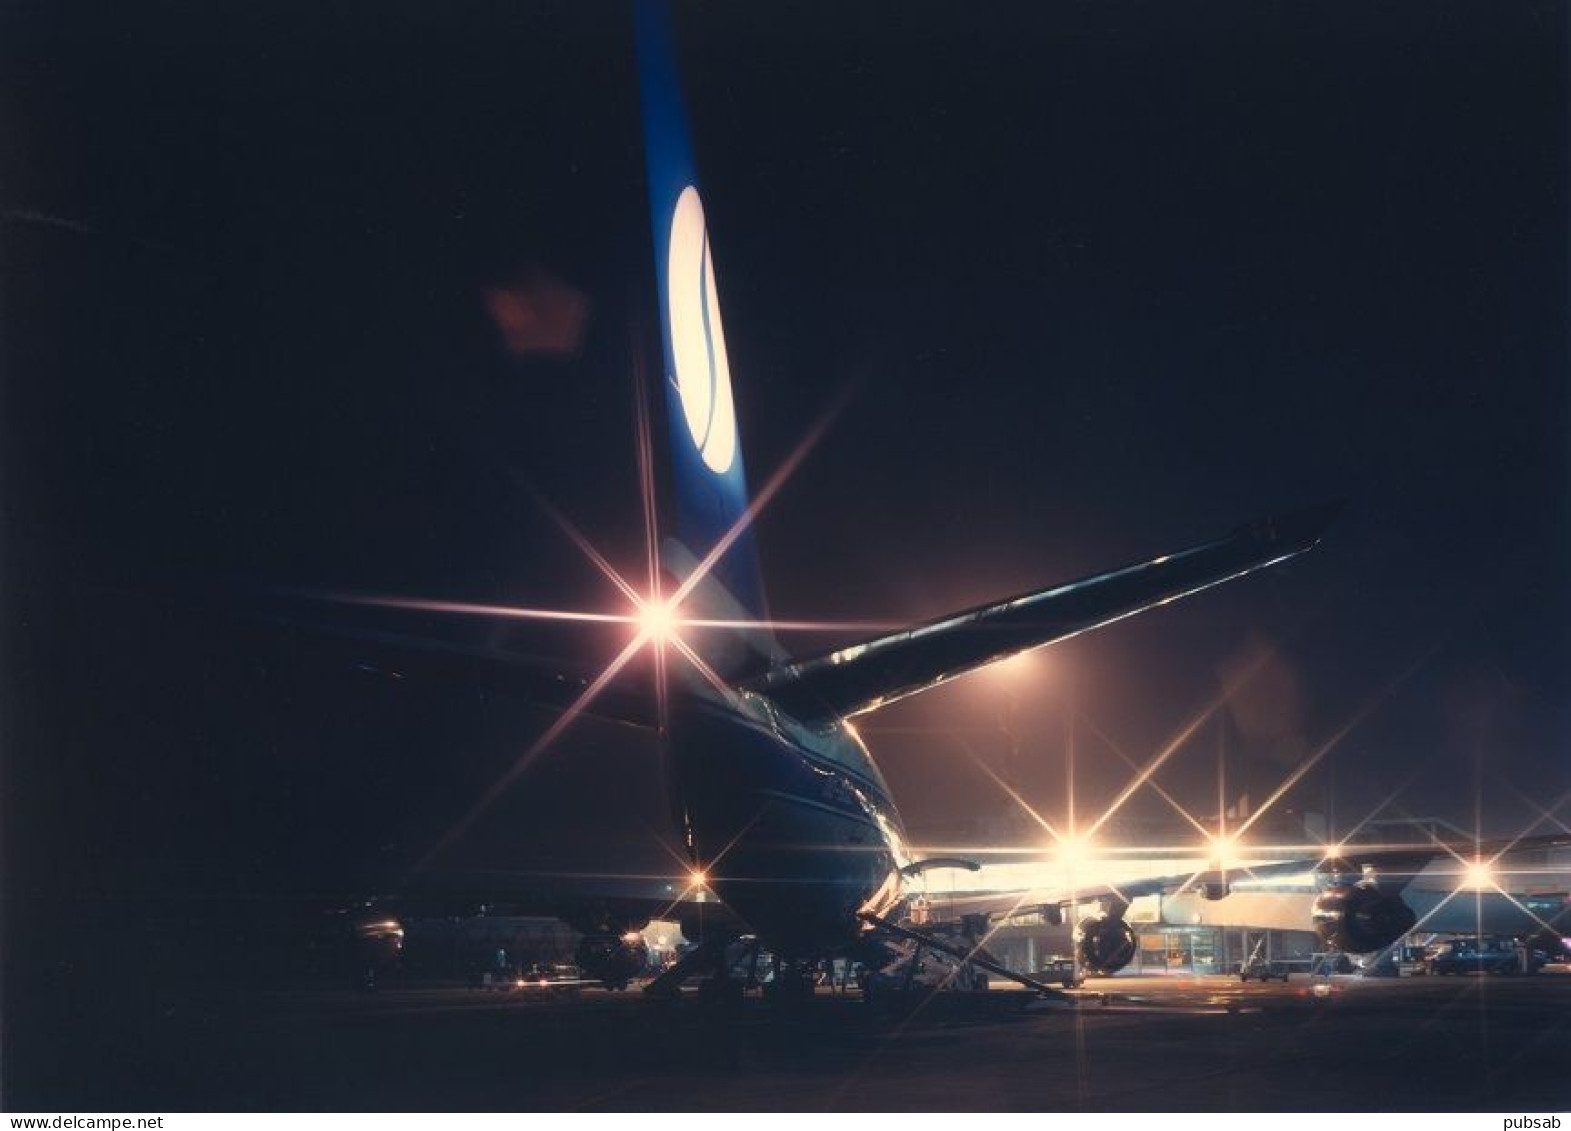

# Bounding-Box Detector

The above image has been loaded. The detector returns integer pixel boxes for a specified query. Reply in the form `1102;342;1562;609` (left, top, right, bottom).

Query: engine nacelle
575;932;649;989
1197;870;1230;901
1311;884;1416;954
1075;915;1138;976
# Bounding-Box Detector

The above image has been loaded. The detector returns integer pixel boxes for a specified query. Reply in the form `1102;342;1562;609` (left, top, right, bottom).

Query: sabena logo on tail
666;185;737;475
638;0;770;626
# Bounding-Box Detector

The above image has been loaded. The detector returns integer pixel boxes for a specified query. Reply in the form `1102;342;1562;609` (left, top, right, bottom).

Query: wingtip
1237;499;1345;552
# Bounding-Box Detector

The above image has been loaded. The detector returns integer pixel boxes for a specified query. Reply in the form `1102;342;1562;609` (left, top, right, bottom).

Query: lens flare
1056;833;1097;873
637;598;678;644
1208;833;1243;872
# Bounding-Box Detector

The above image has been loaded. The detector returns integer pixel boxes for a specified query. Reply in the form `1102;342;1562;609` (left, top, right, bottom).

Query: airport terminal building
986;910;1320;977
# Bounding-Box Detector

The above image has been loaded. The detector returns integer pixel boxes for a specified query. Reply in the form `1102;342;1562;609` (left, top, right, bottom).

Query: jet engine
1075;915;1138;975
574;931;649;989
1311;884;1416;954
1197;870;1230;901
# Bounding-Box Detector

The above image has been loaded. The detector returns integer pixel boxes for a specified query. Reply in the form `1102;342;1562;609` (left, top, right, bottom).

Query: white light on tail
667;186;737;474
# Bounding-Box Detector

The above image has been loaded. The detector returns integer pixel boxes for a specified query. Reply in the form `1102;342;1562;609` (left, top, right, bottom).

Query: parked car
515;961;591;992
1423;937;1541;976
1030;958;1085;989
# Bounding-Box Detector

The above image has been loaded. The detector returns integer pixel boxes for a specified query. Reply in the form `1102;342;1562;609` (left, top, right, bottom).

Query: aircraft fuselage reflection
667;685;908;956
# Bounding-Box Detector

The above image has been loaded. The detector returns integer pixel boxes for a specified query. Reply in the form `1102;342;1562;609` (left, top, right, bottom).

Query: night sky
3;0;1568;933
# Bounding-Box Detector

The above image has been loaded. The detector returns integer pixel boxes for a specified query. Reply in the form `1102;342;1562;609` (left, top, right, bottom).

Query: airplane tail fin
634;6;1330;699
636;0;773;672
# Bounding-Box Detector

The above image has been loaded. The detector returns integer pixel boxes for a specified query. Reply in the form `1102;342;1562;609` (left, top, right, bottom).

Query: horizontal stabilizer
749;504;1337;721
243;602;657;730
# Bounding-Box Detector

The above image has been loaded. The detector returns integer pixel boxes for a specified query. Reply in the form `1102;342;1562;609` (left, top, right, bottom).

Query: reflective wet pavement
12;973;1570;1111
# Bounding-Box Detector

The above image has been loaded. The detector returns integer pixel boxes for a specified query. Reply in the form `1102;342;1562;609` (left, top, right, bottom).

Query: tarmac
10;972;1570;1111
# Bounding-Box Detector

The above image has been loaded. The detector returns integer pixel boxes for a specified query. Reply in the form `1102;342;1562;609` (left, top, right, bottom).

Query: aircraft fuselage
668;687;909;957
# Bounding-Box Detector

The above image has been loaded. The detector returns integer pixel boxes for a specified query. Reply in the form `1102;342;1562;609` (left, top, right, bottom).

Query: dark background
2;0;1567;1094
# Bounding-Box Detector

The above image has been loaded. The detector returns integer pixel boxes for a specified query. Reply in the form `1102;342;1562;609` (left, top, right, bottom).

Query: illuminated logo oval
666;185;737;474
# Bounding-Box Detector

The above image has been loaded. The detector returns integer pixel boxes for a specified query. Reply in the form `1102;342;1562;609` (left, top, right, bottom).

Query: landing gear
761;958;816;1007
646;934;773;1004
644;936;832;1013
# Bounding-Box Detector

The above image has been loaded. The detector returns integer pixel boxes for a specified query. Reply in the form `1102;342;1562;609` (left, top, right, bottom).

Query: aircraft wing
749;504;1338;722
1304;829;1571;887
921;831;1571;922
392;866;748;933
925;858;1324;923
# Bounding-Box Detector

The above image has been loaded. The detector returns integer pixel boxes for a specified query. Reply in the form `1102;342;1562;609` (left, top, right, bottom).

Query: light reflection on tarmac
15;973;1571;1111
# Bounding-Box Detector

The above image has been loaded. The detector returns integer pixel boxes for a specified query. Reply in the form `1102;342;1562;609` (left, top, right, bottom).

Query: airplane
908;834;1571;982
288;0;1566;998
